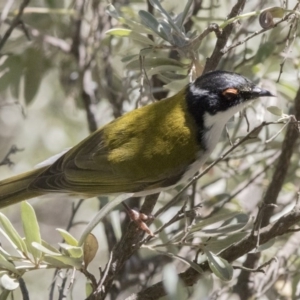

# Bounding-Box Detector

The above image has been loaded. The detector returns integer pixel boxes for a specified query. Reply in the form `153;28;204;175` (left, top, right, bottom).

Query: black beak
251;86;275;98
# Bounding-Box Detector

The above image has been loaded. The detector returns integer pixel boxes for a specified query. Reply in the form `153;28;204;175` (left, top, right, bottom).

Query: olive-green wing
30;128;188;195
31;91;200;195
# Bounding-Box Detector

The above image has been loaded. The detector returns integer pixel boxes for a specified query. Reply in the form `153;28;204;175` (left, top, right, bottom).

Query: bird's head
186;70;273;126
185;70;274;149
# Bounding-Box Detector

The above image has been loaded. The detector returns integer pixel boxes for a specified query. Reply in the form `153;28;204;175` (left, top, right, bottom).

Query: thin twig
0;0;30;51
154;121;284;218
49;199;84;300
19;277;30;300
223;3;300;54
261;94;300;227
233;257;277;273
0;145;24;167
127;204;300;300
203;159;277;220
95;250;114;295
203;0;247;72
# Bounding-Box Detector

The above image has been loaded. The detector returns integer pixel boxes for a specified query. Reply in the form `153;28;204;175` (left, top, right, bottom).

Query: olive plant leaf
0;213;27;254
205;250;233;281
56;229;78;246
21;202;42;262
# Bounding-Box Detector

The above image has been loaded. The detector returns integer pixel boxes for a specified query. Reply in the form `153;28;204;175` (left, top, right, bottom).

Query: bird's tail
0;168;47;208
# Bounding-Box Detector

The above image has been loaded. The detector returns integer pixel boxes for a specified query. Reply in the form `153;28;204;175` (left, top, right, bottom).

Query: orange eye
222;88;239;99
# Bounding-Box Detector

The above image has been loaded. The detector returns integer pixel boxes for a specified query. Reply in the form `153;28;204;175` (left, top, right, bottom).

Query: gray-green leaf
205;250;233;281
21;202;42;262
0;213;27;254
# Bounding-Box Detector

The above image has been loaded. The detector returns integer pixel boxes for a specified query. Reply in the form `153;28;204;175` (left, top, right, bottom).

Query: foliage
0;0;300;299
0;201;98;299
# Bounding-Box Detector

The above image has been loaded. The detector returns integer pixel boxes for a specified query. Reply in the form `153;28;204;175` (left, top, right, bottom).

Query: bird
0;70;273;209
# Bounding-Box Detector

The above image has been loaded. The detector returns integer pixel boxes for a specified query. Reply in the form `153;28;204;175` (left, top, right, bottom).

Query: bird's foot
122;202;155;236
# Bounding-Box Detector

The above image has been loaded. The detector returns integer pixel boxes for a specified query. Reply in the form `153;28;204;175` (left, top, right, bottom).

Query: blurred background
0;0;299;299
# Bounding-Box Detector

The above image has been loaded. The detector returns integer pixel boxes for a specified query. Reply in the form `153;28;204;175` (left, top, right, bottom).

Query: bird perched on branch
0;70;273;208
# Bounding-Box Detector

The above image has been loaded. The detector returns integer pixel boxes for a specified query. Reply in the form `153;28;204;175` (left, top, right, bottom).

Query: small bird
0;71;273;208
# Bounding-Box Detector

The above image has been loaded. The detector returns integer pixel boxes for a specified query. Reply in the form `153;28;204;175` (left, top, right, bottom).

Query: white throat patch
203;102;246;151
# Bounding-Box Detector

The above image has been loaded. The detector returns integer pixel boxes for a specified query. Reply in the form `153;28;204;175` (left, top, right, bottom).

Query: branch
0;0;30;51
203;0;246;73
87;194;159;300
261;86;300;226
70;0;98;133
255;230;300;297
128;204;300;300
223;3;300;54
19;277;29;300
153;121;283;219
0;145;24;167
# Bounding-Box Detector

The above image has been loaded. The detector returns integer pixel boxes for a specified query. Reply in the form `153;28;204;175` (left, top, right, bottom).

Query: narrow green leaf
0;247;13;261
147;65;184;77
159;21;173;43
56;229;78;246
31;242;61;256
158;73;187;82
0;274;19;291
58;243;83;258
121;18;155;35
205;250;233;281
148;0;185;36
202;223;246;235
121;54;138;63
139;10;169;41
126;57;183;70
43;256;70;268
204;232;249;253
0;213;27;254
147;248;203;274
21;202;42;261
178;0;193;28
202;213;249;235
41;240;61;254
107;28;155;46
171;211;241;242
105;4;120;19
106;28;132;37
0;254;20;275
44;255;82;268
129;32;156;46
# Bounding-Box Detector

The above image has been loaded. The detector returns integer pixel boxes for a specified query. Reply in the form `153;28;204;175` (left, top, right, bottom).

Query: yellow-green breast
101;87;201;183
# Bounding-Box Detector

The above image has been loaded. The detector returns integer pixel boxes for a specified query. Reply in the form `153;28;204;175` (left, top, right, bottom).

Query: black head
186;70;274;149
189;70;273;115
